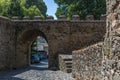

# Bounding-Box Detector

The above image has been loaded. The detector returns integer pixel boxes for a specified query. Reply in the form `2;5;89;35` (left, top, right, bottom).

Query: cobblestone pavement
0;59;74;80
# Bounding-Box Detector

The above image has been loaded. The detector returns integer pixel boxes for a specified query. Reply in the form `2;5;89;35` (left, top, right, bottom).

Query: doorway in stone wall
16;29;49;69
30;36;49;69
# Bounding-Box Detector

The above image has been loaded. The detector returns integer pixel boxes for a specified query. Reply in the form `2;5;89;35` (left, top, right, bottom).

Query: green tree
20;0;45;19
55;0;106;20
0;0;47;19
0;0;10;16
25;0;47;17
7;0;23;18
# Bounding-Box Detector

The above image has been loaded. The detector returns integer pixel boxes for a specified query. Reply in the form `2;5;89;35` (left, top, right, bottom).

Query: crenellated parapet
58;15;67;20
0;14;106;22
46;16;54;20
72;15;80;20
10;14;106;21
85;15;94;20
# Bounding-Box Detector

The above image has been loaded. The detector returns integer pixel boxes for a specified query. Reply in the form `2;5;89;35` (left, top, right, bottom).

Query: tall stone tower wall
102;0;120;80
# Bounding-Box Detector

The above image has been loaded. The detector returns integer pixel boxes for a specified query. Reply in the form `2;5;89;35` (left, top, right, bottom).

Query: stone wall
102;0;120;80
72;0;120;80
13;21;71;68
0;17;15;70
70;20;106;51
0;15;106;70
72;42;103;80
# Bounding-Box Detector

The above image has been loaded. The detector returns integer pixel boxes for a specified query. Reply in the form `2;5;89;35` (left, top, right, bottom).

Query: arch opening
16;29;49;69
30;36;49;68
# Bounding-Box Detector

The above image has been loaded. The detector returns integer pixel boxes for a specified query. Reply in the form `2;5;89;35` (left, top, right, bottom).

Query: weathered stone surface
58;15;67;20
46;16;54;20
70;20;106;51
72;15;80;20
12;16;19;20
72;1;120;80
59;54;72;73
34;16;43;20
0;16;106;70
14;19;105;69
86;15;94;20
72;42;103;80
0;17;15;70
102;0;120;80
23;16;30;20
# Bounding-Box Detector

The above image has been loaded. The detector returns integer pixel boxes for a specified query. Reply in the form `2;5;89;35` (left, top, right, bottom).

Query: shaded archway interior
16;29;48;68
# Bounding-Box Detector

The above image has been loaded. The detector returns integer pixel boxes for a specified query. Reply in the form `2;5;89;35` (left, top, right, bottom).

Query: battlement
0;14;106;22
11;14;106;21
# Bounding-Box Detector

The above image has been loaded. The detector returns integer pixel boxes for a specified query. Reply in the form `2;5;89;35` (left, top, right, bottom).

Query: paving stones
0;63;74;80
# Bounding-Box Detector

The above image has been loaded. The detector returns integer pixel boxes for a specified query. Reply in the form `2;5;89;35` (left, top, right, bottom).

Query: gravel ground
0;59;74;80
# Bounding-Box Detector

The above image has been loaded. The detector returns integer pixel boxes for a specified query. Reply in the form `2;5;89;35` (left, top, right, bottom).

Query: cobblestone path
0;59;74;80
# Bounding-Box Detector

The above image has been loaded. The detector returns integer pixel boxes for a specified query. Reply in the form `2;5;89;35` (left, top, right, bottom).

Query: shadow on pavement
0;59;50;80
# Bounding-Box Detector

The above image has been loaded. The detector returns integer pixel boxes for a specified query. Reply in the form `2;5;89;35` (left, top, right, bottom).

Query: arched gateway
0;15;106;70
16;29;48;68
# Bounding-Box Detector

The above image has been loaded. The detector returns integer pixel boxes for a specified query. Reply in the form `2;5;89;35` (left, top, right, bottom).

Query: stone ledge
0;16;10;22
59;54;72;59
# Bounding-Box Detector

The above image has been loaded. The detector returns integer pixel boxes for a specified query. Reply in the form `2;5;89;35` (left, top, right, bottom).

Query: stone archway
15;29;49;68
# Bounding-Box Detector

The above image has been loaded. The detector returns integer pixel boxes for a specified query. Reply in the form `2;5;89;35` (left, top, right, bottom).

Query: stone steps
59;54;72;73
66;68;72;73
66;65;72;68
63;57;72;73
64;58;72;61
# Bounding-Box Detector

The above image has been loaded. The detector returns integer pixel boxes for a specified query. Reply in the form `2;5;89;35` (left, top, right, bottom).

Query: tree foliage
7;0;23;18
0;0;47;19
20;0;46;19
25;0;47;17
54;0;106;19
0;0;10;16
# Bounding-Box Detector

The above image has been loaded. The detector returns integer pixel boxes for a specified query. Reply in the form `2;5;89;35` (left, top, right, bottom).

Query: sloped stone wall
72;42;103;80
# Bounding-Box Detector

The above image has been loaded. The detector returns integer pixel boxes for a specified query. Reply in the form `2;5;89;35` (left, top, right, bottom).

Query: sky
44;0;58;19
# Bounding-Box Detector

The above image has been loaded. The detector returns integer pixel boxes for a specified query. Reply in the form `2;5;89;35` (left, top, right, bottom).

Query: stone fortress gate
0;15;106;70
